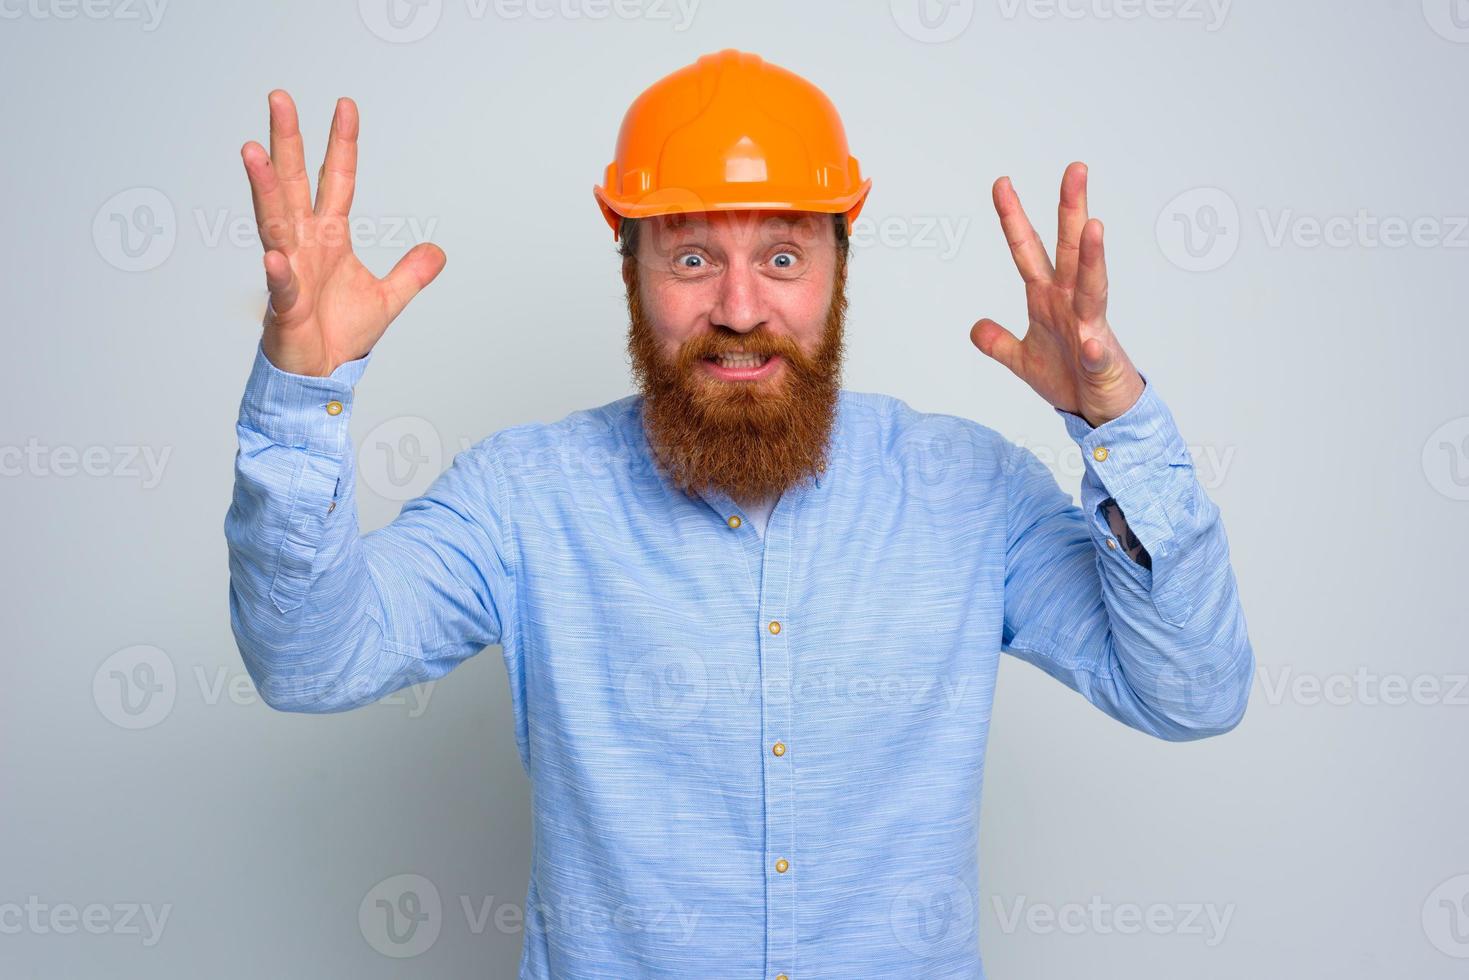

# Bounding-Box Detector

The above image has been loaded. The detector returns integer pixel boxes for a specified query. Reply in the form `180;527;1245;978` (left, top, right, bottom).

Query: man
226;49;1252;979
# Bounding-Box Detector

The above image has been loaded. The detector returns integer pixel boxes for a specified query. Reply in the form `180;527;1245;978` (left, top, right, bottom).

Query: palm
240;91;445;377
281;241;390;368
970;162;1144;428
1012;276;1091;411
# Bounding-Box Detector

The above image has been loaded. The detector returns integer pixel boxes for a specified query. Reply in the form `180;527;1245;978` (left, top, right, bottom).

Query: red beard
624;252;849;503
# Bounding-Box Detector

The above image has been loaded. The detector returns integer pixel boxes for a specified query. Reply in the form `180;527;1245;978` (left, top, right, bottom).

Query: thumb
381;242;447;321
263;249;301;319
970;318;1023;377
1078;335;1112;376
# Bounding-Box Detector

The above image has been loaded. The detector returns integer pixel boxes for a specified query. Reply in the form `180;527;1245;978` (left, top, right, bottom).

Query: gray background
2;1;1466;977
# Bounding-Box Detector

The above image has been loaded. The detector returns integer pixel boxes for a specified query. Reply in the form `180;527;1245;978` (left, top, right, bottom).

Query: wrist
260;335;333;378
239;339;374;454
1081;372;1146;428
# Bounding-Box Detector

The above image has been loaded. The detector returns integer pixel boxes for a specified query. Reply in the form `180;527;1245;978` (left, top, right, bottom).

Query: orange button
727;515;742;529
772;742;786;757
775;858;789;873
768;621;781;635
325;400;344;416
1092;446;1109;462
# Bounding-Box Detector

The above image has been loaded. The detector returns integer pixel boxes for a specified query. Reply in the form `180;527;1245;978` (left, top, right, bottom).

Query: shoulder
834;388;1014;473
456;394;645;483
824;389;1029;514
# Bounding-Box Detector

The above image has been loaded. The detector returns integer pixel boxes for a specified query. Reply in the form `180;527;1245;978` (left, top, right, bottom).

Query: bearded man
226;49;1253;979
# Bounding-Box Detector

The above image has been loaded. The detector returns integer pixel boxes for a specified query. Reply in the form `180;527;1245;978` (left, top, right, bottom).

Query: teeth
713;353;770;369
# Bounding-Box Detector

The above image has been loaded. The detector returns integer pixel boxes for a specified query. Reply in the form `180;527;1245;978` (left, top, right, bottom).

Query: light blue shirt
225;341;1254;979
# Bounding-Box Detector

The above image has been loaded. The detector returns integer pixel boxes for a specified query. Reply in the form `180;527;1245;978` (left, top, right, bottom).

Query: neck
735;491;776;509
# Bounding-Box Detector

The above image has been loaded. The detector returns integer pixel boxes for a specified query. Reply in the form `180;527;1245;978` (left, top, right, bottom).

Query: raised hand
969;163;1145;428
240;91;446;377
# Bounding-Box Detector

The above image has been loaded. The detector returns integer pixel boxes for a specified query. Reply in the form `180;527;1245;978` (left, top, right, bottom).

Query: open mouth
701;351;781;381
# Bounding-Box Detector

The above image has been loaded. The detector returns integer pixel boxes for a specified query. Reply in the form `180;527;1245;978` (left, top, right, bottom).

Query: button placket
696;478;812;978
700;489;762;594
758;487;799;977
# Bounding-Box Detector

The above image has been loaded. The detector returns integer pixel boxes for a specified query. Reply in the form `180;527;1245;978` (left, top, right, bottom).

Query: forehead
649;209;833;244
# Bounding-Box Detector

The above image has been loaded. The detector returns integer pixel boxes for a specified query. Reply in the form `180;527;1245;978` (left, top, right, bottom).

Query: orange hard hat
593;49;872;241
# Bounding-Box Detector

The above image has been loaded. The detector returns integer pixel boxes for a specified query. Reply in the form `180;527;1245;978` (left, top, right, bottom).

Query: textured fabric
225;340;1254;979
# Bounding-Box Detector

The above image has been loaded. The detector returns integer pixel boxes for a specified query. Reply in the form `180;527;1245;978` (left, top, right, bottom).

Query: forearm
224;342;413;711
1082;484;1254;741
1064;378;1253;736
1004;378;1255;741
224;340;514;713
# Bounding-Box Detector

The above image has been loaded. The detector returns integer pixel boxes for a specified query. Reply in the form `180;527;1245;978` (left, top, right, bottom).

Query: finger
268;90;313;218
381;242;447;321
970;318;1025;377
314;97;359;218
992;176;1054;285
263;249;301;317
1055;161;1089;290
241;140;293;251
1074;218;1109;322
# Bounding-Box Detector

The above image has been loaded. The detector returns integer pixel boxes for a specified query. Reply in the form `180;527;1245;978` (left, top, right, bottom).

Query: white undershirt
736;495;778;538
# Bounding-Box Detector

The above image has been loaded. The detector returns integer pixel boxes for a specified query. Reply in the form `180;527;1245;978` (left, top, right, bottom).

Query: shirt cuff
1052;373;1191;559
237;340;373;455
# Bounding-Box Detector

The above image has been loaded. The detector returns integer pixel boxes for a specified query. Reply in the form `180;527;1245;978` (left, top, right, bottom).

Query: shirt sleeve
1000;375;1254;741
223;340;516;713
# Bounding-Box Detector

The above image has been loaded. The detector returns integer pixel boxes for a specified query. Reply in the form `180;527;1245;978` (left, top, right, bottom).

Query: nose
708;260;765;335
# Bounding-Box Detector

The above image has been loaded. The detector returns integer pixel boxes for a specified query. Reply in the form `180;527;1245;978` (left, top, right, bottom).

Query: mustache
683;331;801;362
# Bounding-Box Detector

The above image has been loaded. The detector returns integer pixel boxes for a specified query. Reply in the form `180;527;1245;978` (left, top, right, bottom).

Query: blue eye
678;254;704;269
772;251;797;269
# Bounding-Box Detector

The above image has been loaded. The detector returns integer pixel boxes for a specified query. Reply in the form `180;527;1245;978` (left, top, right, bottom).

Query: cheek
772;280;834;347
643;283;709;354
